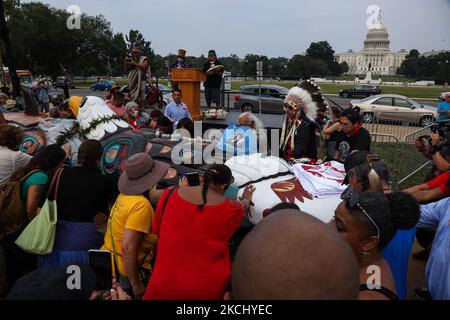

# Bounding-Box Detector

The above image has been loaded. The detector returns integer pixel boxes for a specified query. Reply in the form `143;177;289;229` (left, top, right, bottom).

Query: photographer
429;130;450;173
406;128;450;203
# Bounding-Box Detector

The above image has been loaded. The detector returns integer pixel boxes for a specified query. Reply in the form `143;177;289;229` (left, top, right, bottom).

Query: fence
363;111;436;190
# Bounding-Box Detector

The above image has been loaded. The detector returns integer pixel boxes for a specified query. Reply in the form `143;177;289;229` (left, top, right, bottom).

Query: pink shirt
107;103;126;117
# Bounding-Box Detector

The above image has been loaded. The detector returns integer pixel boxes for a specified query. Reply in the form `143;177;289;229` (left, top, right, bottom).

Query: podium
171;68;205;121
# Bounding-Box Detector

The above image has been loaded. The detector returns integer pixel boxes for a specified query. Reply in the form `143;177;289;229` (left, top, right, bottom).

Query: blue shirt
164;101;192;126
418;198;450;300
384;227;417;300
437;101;450;122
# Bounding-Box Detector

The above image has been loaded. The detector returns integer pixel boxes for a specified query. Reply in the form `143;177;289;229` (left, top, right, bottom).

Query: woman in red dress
143;164;254;300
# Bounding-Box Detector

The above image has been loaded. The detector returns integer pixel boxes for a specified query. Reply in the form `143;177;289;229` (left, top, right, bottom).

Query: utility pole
257;61;263;114
0;0;20;98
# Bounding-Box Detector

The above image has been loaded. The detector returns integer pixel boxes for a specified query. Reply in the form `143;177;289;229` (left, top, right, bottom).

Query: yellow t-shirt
102;194;158;276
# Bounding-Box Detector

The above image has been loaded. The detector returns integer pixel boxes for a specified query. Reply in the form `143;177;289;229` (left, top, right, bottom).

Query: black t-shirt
335;127;371;162
203;60;224;89
39;167;118;222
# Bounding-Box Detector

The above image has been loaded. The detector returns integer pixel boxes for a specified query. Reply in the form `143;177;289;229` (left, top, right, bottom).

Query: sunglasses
342;192;380;239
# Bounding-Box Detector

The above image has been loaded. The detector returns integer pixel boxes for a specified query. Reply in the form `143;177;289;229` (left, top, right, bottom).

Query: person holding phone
102;153;169;299
144;164;255;300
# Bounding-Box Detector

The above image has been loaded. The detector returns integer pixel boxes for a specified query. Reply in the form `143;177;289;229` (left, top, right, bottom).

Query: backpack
0;170;42;239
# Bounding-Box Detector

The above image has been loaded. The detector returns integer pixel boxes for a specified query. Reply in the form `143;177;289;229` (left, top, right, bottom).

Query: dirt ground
407;241;428;300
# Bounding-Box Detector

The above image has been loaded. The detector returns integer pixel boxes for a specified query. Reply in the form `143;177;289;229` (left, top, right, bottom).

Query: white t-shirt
0;146;32;185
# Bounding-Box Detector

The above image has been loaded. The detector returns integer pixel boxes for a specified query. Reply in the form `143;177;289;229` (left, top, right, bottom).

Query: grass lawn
231;81;447;100
369;142;430;190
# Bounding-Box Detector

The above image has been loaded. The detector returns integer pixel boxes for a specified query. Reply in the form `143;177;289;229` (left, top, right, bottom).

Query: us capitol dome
335;11;408;76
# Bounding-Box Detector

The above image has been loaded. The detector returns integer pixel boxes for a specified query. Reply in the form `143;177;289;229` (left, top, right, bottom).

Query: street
67;87;439;112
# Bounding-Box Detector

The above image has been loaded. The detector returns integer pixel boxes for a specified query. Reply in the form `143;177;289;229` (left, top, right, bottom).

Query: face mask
133;111;139;117
177;58;184;62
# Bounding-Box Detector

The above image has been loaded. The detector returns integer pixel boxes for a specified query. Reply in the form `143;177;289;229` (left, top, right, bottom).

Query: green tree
220;54;241;75
125;30;153;57
109;33;128;76
268;57;289;77
397;49;421;79
287;55;329;78
241;54;269;76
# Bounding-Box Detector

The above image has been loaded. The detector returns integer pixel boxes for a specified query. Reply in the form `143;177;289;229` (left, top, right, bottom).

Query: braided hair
198;164;233;210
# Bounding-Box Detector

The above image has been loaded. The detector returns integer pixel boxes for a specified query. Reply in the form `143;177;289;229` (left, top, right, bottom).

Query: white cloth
291;161;347;197
0;146;32;185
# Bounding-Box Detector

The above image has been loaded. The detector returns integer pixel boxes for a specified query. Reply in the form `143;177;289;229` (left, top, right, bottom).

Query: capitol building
335;12;407;76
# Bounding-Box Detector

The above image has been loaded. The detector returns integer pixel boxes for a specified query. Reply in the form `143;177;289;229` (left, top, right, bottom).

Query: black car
339;84;382;98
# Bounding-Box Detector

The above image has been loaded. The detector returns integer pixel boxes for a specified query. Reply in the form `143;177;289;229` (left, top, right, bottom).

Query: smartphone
186;172;200;186
88;250;113;291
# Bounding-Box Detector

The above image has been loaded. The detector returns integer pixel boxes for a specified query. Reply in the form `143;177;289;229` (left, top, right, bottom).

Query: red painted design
271;178;313;203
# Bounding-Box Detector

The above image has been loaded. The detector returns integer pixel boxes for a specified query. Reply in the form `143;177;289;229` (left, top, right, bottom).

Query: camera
431;122;450;138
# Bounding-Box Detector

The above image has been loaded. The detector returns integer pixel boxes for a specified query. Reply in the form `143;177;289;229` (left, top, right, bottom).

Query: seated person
280;86;318;160
156;116;174;135
164;89;191;129
404;170;450;203
175;118;194;138
239;112;267;155
0;93;9;112
149;109;163;129
107;91;126;117
334;107;371;163
125;102;141;129
283;105;317;160
323;106;342;160
105;83;120;103
49;107;70;119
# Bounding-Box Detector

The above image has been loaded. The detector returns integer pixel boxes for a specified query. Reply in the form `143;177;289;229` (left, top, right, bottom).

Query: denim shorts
205;87;221;105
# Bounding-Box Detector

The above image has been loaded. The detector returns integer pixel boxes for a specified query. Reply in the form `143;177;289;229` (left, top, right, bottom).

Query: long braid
198;171;212;210
197;165;233;210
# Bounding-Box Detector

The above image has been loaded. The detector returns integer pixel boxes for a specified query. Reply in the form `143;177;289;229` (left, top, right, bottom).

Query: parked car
440;92;450;101
350;94;437;127
339;84;382;98
55;76;76;89
234;85;289;113
90;80;115;91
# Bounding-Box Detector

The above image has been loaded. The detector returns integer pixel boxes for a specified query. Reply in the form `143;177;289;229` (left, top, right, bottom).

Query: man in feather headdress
125;47;152;111
280;80;327;160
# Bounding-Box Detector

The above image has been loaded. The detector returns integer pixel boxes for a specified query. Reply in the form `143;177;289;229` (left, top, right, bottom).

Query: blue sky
22;0;450;58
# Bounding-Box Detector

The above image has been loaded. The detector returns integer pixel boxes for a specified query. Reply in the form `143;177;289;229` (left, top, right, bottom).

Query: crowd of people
0;47;449;301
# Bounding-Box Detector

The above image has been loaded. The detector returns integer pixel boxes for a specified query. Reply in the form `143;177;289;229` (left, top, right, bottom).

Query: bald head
232;210;359;300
